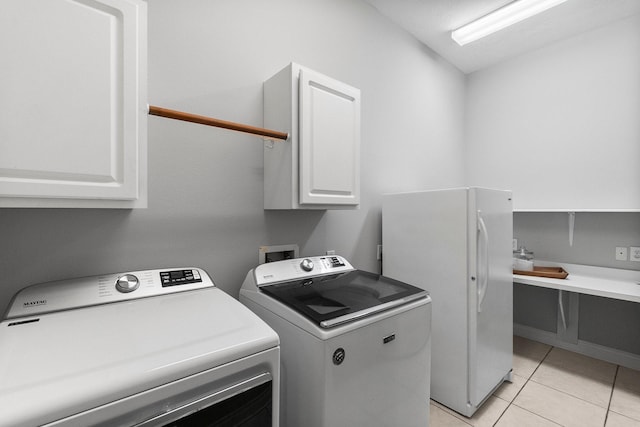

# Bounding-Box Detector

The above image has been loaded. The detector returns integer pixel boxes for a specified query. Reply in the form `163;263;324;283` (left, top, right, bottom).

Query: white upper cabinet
264;63;360;210
0;0;147;208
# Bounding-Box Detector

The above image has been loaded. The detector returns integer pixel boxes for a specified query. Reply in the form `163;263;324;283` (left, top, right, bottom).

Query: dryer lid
260;269;427;328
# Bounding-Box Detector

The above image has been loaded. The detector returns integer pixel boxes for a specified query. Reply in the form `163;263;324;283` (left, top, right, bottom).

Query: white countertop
513;262;640;303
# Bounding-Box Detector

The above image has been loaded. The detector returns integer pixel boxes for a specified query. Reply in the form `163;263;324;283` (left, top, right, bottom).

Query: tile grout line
516;344;621;426
510;403;565;427
492;343;554;426
524;377;615;411
523;348;618;416
489;396;510;426
603;365;620;427
430;399;474;426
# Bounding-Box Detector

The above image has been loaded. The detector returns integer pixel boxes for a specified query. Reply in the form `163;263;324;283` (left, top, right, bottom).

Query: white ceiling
364;0;640;74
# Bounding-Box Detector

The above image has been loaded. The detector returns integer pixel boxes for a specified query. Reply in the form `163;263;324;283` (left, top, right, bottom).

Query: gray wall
1;0;637;323
514;212;640;270
0;0;466;316
514;213;640;353
467;13;640;355
464;14;640;211
463;12;640;271
513;213;640;356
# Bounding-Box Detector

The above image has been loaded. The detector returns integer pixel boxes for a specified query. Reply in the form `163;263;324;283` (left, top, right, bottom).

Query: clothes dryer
0;267;279;427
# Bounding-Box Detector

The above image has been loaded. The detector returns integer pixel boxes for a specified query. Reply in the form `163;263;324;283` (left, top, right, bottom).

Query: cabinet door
299;68;360;206
0;0;147;208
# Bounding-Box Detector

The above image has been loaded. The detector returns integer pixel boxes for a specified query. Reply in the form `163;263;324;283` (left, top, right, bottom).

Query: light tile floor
430;336;640;427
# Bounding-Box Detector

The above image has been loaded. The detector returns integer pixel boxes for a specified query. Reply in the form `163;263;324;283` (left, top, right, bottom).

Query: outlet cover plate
616;246;628;261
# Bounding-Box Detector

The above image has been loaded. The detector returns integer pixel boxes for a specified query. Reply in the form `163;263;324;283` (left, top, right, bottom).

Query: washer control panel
254;255;353;286
4;267;213;320
160;269;202;287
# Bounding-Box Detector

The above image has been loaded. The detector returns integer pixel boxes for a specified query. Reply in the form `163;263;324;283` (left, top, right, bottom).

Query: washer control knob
300;258;314;272
115;274;140;293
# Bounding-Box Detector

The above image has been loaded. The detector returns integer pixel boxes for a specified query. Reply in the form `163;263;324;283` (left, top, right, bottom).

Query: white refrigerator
382;187;513;417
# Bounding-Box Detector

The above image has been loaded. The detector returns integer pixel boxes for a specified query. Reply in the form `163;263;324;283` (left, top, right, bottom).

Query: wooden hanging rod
148;105;289;141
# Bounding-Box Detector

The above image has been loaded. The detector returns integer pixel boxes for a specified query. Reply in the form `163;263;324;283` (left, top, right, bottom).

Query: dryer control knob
300;258;314;272
115;274;140;293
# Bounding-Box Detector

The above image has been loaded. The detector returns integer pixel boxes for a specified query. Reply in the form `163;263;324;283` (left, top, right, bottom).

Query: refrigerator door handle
477;211;490;312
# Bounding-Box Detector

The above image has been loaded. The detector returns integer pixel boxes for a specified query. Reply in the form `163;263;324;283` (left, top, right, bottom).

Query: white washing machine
240;255;431;427
0;267;279;427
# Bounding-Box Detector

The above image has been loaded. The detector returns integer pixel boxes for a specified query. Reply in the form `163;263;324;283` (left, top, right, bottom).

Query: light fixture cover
451;0;569;46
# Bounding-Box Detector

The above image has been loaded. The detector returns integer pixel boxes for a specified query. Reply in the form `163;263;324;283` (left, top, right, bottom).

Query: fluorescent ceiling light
451;0;569;46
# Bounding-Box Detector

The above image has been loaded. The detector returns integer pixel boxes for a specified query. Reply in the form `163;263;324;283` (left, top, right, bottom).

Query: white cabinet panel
264;63;360;210
0;0;147;208
299;69;360;206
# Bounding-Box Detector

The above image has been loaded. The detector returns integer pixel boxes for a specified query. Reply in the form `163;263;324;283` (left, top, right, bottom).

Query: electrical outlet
630;246;640;262
376;244;383;260
326;250;336;256
512;239;518;251
615;247;628;261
